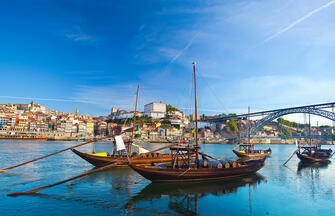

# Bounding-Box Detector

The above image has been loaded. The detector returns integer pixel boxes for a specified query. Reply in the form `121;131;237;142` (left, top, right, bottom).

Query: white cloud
66;33;95;42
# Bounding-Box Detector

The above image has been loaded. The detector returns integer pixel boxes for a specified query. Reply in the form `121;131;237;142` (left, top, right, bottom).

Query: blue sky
1;0;335;123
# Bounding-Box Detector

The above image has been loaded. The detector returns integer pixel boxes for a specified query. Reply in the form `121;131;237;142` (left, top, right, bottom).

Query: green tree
166;104;179;112
229;120;238;132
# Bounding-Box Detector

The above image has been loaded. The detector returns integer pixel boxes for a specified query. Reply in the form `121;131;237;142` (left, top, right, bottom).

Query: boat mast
308;111;311;146
129;85;140;156
248;106;255;152
193;62;199;166
248;106;251;145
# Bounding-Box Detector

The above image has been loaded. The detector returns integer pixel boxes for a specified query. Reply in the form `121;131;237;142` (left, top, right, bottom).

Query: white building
144;102;166;113
144;102;166;119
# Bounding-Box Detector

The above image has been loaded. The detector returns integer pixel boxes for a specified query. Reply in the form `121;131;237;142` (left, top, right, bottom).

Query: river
0;141;335;215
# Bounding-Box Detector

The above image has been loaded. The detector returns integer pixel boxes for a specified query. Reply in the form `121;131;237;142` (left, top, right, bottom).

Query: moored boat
72;85;176;168
233;144;271;158
129;156;265;182
72;148;172;167
294;112;333;163
233;106;271;159
0;136;48;141
296;146;333;162
129;62;266;183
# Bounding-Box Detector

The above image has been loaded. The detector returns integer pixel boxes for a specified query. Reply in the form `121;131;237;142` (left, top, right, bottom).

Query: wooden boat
0;136;48;141
72;86;176;168
129;62;266;183
129;156;265;182
296;146;333;162
233;144;271;158
294;112;333;163
233;106;271;158
72;148;172;167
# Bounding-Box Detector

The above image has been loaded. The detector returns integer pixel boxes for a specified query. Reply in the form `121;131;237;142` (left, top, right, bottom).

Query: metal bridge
208;102;335;137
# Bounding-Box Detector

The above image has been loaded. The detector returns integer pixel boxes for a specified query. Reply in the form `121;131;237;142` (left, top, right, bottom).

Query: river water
0;141;335;216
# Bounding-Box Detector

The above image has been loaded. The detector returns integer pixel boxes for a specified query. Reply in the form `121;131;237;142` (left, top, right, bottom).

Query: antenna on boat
193;62;199;167
129;85;140;156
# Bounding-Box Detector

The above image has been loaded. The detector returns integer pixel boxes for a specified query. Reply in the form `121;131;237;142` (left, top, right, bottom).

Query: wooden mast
248;106;250;145
308;111;311;146
129;85;140;156
193;62;199;167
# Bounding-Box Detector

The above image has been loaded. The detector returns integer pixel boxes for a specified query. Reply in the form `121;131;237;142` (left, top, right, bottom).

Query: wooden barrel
232;161;237;168
203;159;209;167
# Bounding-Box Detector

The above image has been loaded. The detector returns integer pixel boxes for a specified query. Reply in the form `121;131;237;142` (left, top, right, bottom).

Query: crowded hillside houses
0;101;225;141
0;101;95;139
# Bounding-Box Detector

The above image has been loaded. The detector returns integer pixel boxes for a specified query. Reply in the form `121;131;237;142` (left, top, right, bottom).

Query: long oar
218;143;244;160
0;136;114;173
282;148;301;166
7;162;118;197
7;140;185;197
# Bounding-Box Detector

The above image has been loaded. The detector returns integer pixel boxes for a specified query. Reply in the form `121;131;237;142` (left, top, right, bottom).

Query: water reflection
297;161;332;200
66;168;139;194
126;174;265;215
297;161;331;172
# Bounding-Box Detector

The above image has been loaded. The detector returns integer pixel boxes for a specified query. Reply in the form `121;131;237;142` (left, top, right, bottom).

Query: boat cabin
170;145;199;168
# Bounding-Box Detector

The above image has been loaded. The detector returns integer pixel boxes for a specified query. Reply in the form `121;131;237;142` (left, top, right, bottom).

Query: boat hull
129;158;265;182
296;152;331;162
0;136;48;141
233;149;270;158
72;149;172;167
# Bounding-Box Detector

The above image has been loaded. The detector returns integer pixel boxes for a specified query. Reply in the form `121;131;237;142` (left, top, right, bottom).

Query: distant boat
129;62;266;182
233;107;271;159
296;146;332;162
0;136;48;141
296;114;333;162
233;144;271;158
71;148;172;167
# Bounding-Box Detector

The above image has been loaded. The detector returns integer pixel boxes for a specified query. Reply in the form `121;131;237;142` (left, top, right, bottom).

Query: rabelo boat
296;114;333;163
233;107;271;158
233;144;271;158
72;86;173;167
296;145;332;162
129;62;266;182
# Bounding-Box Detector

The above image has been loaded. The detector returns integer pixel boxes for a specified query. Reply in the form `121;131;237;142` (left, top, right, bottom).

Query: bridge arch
250;108;335;136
